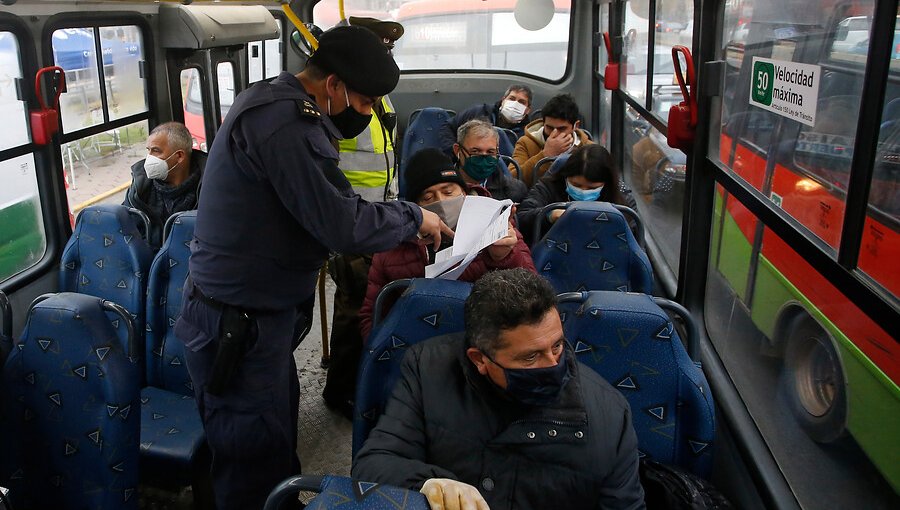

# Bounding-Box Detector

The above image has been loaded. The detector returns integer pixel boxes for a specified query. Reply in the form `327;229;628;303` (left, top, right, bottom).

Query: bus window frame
0;13;71;293
42;12;156;146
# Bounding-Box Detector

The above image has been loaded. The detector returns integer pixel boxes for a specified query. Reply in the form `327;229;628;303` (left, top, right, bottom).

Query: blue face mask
565;179;603;202
488;349;572;406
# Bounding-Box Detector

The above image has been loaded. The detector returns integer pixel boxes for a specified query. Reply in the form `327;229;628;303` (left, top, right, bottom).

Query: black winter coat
352;334;646;510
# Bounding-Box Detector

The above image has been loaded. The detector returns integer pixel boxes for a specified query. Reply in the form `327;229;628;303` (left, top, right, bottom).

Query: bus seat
531;201;652;294
496;126;517;156
399;107;457;199
0;293;140;509
59;204;154;380
353;278;472;457
141;211;208;487
557;291;715;477
547;153;570;176
264;474;429;510
0;289;10;368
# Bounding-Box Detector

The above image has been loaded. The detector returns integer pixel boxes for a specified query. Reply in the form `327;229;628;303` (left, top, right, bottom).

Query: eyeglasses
463;147;500;158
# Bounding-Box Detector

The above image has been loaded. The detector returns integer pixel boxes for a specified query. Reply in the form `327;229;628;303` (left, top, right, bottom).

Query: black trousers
322;253;372;409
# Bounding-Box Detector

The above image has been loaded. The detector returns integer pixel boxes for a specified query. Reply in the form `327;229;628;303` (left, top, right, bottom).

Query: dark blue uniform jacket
190;72;422;312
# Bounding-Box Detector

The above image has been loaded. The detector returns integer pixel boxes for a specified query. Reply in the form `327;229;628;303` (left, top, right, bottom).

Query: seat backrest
353;278;472;456
59;205;154;368
547;153;570;176
0;292;140;509
558;290;714;476
399;107;457;199
145;211;196;394
496;126;517;156
531;201;653;293
265;475;430;510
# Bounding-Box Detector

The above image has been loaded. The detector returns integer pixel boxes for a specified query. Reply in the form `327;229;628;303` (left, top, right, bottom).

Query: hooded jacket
352;334;646;510
123;151;207;249
358;185;536;341
511;119;593;186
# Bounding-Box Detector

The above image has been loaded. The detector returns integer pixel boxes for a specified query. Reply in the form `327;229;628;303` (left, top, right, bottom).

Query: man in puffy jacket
358;149;535;340
452;84;534;140
353;268;646;510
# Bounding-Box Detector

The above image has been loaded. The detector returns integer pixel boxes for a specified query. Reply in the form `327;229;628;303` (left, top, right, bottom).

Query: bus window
248;41;263;83
652;0;693;113
248;19;282;84
216;62;235;123
265;19;282;79
0;32;29;150
0;31;44;283
707;0;900;505
181;68;207;150
313;0;572;81
53;28;103;133
596;1;611;148
99;25;147;121
623;0;651;101
623;96;686;277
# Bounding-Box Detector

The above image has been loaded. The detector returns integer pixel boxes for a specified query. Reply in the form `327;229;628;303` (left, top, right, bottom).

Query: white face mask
144;152;176;180
499;100;527;124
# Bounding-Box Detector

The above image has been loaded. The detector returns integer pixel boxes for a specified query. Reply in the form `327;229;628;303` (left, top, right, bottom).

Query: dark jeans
175;283;303;510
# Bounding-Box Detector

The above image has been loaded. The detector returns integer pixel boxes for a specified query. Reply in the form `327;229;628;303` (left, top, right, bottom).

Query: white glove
420;478;491;510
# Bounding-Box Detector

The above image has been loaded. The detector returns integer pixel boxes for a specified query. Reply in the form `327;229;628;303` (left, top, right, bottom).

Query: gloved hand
420;478;490;510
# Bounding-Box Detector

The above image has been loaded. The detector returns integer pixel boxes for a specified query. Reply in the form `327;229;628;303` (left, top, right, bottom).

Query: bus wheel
783;316;847;443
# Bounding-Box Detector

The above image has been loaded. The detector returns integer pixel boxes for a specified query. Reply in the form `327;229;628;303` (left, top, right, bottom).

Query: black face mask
328;87;372;139
488;348;572;406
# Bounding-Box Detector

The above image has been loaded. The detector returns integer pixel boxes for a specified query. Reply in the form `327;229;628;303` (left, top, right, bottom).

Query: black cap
405;148;467;202
349;16;404;43
308;25;400;97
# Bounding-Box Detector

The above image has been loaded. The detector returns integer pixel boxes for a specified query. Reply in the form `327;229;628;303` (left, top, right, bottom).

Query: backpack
640;459;734;510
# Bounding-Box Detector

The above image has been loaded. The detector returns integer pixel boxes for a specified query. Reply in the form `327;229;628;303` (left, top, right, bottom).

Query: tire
783;315;847;443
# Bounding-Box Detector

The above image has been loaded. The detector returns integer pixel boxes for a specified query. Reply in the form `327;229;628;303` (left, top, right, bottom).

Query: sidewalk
64;136;145;213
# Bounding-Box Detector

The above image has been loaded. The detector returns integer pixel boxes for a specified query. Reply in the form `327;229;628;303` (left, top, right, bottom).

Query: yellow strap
282;3;317;51
339;0;346;22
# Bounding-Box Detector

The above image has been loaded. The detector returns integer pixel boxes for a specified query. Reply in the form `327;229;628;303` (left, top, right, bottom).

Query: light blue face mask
565;179;603;201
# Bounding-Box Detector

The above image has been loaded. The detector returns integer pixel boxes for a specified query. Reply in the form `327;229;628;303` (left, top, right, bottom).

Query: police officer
323;16;404;419
174;26;450;510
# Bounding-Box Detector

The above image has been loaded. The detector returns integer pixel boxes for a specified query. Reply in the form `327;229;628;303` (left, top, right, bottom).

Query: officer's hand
420;478;490;510
418;208;454;251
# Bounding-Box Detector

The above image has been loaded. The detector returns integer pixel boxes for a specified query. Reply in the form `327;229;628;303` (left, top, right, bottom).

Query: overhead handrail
281;1;318;52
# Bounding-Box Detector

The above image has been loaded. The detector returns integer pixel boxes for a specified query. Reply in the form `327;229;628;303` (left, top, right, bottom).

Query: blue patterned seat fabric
59;204;154;378
353;278;472;457
307;475;430;509
532;201;652;294
141;211;206;482
558;291;715;477
265;474;430;510
0;293;140;509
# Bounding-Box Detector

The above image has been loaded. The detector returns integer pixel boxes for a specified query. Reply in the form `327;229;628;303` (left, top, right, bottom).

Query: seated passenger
353;268;645;510
453;119;528;202
511;93;593;185
123;122;206;249
358;149;535;340
452;84;534;140
517;144;635;245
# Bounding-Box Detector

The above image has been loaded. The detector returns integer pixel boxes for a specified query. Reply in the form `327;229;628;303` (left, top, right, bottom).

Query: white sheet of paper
425;196;513;280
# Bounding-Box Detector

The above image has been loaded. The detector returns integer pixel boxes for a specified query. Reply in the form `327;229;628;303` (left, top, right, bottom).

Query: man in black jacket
353;268;645;510
123;122;205;249
452;84;533;140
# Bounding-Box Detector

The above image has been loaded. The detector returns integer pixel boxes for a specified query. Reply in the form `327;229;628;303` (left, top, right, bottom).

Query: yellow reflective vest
338;96;395;203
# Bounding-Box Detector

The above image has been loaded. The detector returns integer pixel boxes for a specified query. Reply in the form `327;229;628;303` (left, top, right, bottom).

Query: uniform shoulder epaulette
297;99;322;119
